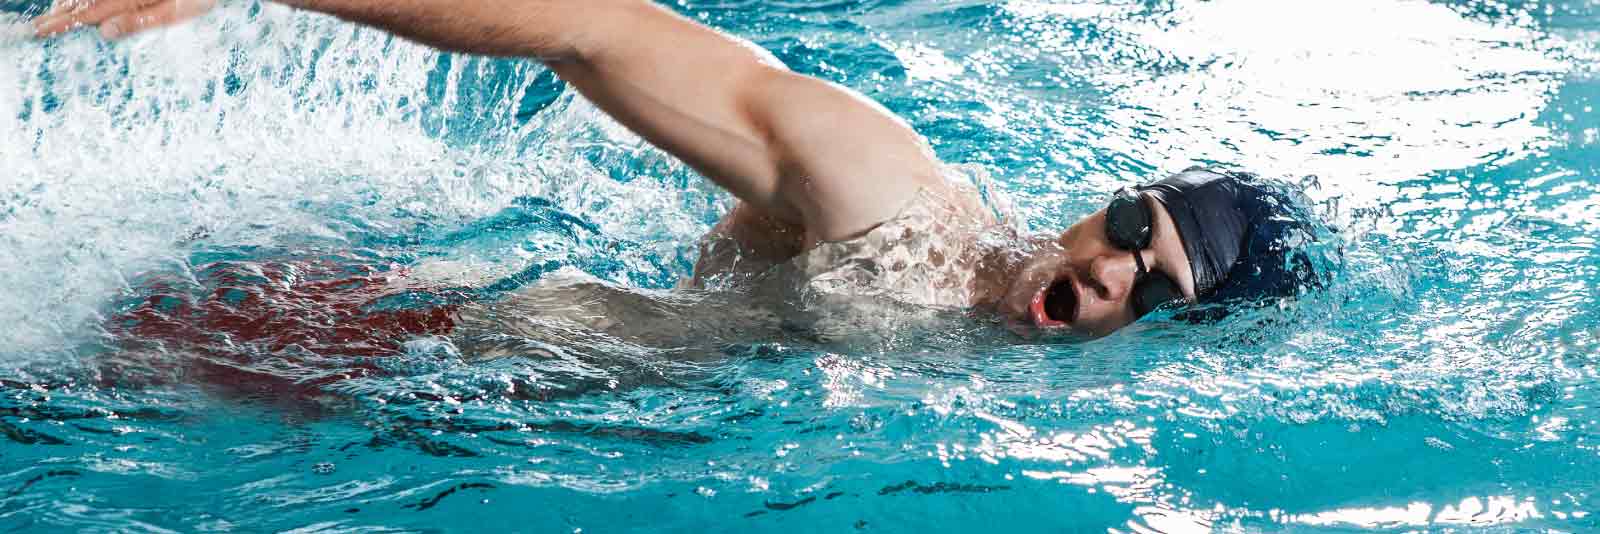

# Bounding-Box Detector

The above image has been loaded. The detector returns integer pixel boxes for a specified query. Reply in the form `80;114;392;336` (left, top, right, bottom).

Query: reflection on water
1009;0;1569;211
1;0;1598;532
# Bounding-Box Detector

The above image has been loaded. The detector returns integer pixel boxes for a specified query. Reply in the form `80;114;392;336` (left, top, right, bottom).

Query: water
1;0;1598;531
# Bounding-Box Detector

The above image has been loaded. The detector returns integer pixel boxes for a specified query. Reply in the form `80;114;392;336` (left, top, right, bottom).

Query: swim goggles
1104;187;1186;317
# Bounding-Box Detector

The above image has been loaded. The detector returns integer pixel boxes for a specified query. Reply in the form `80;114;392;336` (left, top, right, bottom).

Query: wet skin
36;0;1199;339
993;195;1198;338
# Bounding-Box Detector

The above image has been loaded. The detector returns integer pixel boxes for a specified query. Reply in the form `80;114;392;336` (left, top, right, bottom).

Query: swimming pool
2;0;1598;531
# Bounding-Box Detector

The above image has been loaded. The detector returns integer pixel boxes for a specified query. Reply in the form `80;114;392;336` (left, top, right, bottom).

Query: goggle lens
1105;188;1183;318
1132;272;1184;317
1106;188;1153;250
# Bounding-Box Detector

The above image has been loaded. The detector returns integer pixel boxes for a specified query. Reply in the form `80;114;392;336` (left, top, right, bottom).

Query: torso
686;166;1019;311
448;167;1022;352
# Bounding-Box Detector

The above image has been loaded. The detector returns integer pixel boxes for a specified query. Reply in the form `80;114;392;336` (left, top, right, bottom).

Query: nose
1087;251;1138;302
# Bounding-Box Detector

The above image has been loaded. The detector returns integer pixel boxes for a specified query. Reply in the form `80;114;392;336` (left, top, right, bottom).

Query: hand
32;0;217;39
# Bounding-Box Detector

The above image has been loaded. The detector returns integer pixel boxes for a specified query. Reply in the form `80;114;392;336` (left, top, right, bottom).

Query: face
996;195;1198;338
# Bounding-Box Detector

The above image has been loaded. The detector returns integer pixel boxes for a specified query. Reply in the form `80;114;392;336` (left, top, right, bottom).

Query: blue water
2;0;1599;531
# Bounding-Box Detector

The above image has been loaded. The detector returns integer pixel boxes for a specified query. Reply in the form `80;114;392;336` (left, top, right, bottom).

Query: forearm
273;0;612;60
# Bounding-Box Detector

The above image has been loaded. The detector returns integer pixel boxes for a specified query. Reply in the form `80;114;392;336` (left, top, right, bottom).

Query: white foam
0;3;719;356
0;13;31;45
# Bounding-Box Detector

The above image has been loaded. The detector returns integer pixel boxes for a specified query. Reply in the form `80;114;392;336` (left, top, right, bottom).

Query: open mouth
1029;278;1077;328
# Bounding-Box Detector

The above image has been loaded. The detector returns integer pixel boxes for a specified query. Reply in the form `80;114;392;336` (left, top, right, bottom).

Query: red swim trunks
104;255;462;398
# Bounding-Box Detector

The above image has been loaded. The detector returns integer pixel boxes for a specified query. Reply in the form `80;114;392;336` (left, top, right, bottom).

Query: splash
0;3;720;355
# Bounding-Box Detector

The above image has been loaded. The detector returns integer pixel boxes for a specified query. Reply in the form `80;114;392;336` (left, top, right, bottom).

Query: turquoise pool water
2;0;1599;531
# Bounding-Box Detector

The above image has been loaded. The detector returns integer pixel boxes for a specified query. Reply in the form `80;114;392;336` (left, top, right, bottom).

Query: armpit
686;202;805;289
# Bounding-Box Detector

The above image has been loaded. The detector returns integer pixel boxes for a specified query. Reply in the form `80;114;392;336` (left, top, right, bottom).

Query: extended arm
35;0;945;243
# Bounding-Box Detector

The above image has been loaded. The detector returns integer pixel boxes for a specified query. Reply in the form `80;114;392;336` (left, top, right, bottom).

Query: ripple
2;0;1599;532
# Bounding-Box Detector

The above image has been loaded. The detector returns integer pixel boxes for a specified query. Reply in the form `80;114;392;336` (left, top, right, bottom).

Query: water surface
1;0;1598;531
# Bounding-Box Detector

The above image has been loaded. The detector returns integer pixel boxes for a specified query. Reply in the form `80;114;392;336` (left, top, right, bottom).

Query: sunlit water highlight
1;0;1598;531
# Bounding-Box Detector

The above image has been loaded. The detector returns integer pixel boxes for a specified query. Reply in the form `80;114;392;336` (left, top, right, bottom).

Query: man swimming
35;0;1319;339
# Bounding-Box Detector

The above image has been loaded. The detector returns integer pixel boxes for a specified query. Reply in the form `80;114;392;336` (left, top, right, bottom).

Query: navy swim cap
1138;168;1322;312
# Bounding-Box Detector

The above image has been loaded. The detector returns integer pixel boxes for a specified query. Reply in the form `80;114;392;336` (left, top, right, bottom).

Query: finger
35;0;158;35
32;2;77;36
101;0;215;39
44;0;93;17
33;0;160;37
32;13;77;37
46;0;79;17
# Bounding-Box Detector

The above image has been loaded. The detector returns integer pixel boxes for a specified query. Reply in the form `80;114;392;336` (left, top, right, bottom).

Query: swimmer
35;0;1321;339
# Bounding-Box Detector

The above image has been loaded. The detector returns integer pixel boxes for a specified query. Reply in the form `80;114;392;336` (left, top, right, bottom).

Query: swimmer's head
997;167;1323;337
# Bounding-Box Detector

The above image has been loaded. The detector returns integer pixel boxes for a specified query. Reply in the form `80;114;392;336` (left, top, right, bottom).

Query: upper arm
548;1;942;241
743;71;943;240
